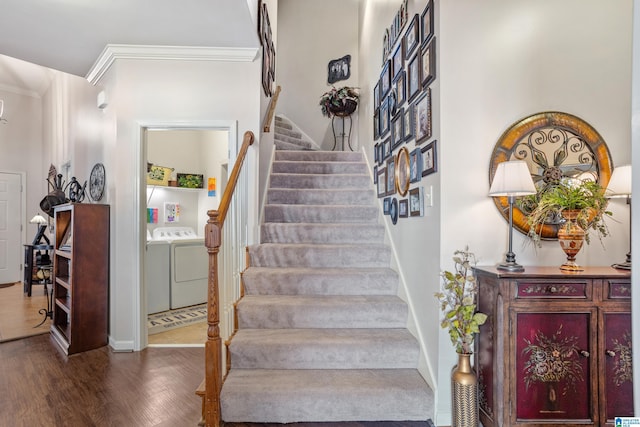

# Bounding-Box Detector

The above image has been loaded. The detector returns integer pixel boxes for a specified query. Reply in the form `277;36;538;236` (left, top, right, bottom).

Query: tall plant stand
331;112;354;151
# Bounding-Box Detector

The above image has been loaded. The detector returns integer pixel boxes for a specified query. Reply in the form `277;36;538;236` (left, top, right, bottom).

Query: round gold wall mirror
489;111;613;240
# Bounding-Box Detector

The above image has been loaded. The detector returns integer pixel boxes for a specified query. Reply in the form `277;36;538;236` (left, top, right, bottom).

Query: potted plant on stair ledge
319;86;359;118
435;248;487;427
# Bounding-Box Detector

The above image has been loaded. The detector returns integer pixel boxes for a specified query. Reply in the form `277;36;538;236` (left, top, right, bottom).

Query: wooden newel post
204;211;222;427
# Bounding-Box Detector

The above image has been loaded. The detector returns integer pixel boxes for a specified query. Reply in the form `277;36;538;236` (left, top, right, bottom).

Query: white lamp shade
29;214;48;224
606;164;631;197
489;161;537;196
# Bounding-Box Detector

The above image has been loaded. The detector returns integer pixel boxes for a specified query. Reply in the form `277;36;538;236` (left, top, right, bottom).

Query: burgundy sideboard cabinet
474;266;633;427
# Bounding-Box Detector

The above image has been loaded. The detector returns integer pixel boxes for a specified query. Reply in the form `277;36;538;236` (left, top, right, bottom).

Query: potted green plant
526;178;611;243
435;248;487;355
319;86;359;118
525;178;612;270
435;247;487;426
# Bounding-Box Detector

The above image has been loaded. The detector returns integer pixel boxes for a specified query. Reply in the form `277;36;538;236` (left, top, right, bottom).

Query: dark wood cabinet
51;203;110;355
474;266;633;427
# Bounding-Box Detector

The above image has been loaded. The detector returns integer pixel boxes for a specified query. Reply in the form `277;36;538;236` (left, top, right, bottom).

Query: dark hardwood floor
0;334;435;427
0;333;204;426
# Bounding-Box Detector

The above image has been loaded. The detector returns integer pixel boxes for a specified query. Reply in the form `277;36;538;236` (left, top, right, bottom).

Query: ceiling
0;0;259;96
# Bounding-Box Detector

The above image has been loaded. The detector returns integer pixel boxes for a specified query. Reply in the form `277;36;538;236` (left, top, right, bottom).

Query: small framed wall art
407;53;421;102
421;0;434;45
405;14;419;58
421;140;438;177
409;187;424;217
414;88;432;144
421;37;436;88
391;110;405;149
394;71;406;108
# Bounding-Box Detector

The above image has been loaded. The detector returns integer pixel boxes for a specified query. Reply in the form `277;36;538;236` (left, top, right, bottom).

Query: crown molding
86;44;260;85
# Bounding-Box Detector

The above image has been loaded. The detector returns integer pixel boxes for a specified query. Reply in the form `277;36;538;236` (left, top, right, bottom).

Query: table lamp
489;161;537;272
30;213;50;245
605;164;631;270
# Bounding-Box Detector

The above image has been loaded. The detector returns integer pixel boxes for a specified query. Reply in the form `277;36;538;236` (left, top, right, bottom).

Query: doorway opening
143;128;229;347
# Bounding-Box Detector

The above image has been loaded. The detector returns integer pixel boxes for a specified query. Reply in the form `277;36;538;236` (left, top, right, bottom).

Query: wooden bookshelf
51;203;110;355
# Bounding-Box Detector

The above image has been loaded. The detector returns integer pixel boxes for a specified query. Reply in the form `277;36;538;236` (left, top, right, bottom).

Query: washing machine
152;226;208;310
146;230;170;314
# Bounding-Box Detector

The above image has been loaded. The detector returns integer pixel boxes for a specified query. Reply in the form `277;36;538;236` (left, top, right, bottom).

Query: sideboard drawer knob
606;350;616;357
548;286;558;293
580;350;590;358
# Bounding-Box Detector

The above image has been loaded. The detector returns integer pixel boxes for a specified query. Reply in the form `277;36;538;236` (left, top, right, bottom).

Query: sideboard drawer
515;280;589;299
603;279;632;300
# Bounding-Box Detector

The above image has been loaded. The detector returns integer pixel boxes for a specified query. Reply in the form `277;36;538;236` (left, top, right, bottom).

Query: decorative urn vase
557;209;586;271
451;352;479;427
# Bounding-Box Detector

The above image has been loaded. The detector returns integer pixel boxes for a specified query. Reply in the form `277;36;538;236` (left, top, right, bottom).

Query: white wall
358;0;442;398
359;0;632;424
631;0;640;413
0;88;46;246
276;0;360;150
438;1;632;424
98;58;261;350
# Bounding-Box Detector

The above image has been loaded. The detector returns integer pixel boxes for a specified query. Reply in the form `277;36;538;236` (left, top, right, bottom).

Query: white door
0;173;23;284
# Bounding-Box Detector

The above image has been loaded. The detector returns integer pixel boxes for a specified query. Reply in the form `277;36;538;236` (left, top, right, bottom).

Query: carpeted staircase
220;149;434;423
274;115;319;151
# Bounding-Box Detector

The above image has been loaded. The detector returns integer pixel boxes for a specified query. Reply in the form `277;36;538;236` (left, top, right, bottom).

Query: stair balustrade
201;130;254;427
262;85;281;132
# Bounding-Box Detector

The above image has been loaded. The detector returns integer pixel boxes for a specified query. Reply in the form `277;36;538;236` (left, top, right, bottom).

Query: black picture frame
394;70;406;109
259;2;275;97
399;199;409;218
403;103;414;141
386;156;396;196
374;80;380;110
391;110;405;149
383;197;391;215
374;142;380;164
380;60;391;99
409;187;424;217
377;142;385;165
327;54;351;84
383;137;392;160
392;38;404;79
414;88;432;144
379;96;391;137
410;147;423;183
421;0;434;46
407;53;421;102
373;165;378;184
373;110;380;140
421;37;436;88
377;167;387;198
405;14;419;58
421;140;438;177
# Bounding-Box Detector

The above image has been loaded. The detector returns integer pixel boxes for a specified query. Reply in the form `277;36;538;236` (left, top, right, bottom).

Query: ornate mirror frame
489;111;613;240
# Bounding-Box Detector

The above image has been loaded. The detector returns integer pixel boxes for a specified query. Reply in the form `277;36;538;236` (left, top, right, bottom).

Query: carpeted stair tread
275;150;364;162
270;173;371;189
275;140;314;151
229;328;420;369
220;146;434;422
236;295;408;329
260;223;384;244
267;188;375;205
242;267;398;295
274;134;314;149
272;160;368;174
220;368;433;422
263;204;379;223
248;243;391;268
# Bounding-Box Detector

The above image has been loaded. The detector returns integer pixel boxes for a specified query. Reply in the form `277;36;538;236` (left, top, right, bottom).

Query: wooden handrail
203;130;255;427
262;85;281;133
